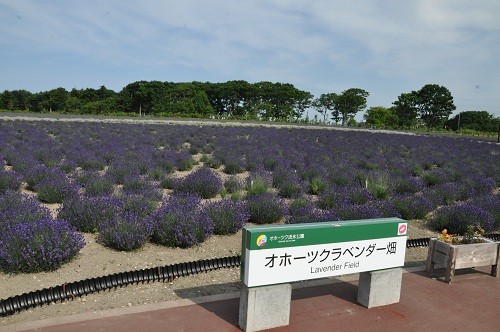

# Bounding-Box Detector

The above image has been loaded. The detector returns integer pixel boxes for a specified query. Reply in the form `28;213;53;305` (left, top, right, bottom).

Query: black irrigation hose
1;234;498;317
484;233;500;242
0;255;241;317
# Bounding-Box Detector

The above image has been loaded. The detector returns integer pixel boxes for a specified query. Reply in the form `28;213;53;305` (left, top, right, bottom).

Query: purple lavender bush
0;192;53;231
98;212;153;251
391;195;433;220
121;193;160;217
0;219;85;273
204;199;249;234
223;175;244;194
391;176;425;195
246;193;286;224
286;198;339;224
430;203;495;235
149;194;213;248
336;203;383;221
24;165;59;190
0;170;22;194
472;194;500;230
366;200;402;219
423;182;471;207
465;175;495;196
35;176;79;204
161;174;181;190
57;195;121;233
163;150;194;171
246;169;273;196
176;167;222;199
107;161;140;185
82;174;115;196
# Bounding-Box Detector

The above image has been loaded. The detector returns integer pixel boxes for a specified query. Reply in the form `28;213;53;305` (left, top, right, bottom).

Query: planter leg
491;243;500;278
426;238;437;275
444;246;457;283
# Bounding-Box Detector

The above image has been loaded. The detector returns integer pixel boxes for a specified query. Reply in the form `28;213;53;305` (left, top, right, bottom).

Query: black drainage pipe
1;234;498;317
0;255;241;317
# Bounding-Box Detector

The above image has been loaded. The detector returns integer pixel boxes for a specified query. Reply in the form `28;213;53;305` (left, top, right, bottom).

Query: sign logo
398;223;407;235
256;235;267;247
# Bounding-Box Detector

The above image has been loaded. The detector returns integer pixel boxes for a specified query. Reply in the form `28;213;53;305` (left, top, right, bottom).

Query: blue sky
1;0;499;119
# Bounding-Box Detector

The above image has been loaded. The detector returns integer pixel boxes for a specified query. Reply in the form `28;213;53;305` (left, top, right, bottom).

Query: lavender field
0;119;499;273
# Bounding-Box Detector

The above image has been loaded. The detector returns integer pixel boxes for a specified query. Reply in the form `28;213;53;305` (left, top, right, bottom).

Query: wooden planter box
426;237;500;283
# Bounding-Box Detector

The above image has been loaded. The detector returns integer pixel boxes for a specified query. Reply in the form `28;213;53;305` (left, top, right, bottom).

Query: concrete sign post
239;218;407;331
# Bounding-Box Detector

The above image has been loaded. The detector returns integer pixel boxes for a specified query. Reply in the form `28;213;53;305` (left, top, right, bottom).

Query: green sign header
243;218;407;250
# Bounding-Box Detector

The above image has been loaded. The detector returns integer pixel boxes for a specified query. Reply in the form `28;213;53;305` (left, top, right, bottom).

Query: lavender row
0;120;499;273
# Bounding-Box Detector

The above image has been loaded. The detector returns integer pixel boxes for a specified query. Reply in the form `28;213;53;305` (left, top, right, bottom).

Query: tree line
0;80;497;132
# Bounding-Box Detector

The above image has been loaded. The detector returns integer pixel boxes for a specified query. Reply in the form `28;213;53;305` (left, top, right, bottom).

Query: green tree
392;92;420;128
312;93;337;123
446;111;497;132
364;106;398;128
332;88;369;126
0;90;32;110
39;88;68;112
417;84;456;128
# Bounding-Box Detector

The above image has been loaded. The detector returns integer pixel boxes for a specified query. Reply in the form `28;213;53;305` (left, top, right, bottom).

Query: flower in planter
437;224;485;245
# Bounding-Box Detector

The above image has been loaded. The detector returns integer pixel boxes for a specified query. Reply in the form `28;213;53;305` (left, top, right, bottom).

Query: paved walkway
5;266;499;332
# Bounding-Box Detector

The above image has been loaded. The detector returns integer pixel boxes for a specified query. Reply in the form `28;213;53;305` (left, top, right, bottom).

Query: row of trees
364;84;498;132
1;81;497;131
0;81;313;122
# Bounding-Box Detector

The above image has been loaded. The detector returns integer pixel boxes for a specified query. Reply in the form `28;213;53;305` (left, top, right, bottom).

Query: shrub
391;195;433;220
247;193;285;224
58;195;120;233
423;182;471;207
366;200;402;219
204;156;222;169
35;176;78;204
422;168;449;186
176;167;222;199
81;174;115;196
223;156;246;174
308;177;327;195
163;150;194;171
224;175;244;193
286;198;338;224
246;170;272;196
148;166;167;181
204;199;249;234
0;219;85;273
345;187;373;205
75;152;106;171
277;180;304;199
316;189;345;210
430;203;495;235
0;170;22;194
121;193;159;217
472;194;500;230
0;192;52;232
336;203;383;221
391;176;425;194
25;165;59;190
107;161;140;185
366;175;390;199
150;194;213;248
161;174;181;190
98;212;153;251
465;175;495;196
